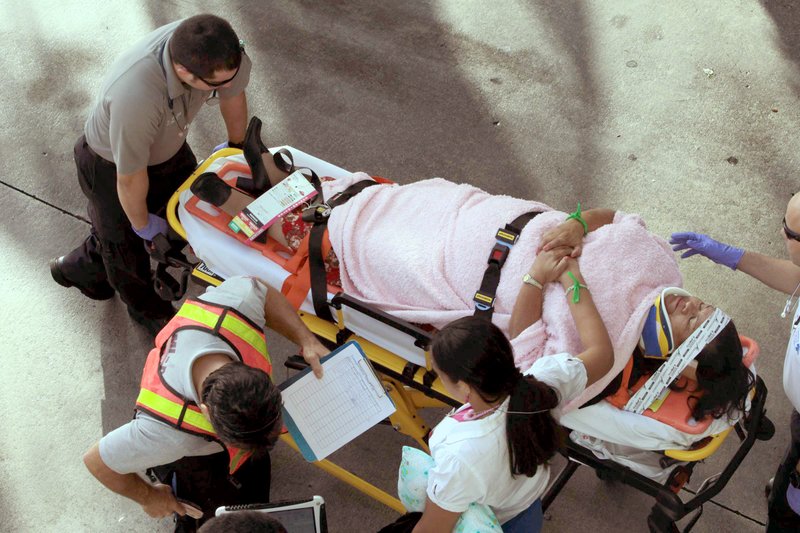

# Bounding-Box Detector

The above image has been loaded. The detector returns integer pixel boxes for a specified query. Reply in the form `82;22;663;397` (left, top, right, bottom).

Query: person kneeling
83;276;326;532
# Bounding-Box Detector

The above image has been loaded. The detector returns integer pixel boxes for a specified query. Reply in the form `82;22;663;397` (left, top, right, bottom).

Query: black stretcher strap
308;180;381;321
473;211;541;320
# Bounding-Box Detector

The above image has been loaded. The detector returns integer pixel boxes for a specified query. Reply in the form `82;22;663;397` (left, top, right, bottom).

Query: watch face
791;470;800;488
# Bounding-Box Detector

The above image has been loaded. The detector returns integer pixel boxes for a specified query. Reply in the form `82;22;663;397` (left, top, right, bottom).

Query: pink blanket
324;175;682;411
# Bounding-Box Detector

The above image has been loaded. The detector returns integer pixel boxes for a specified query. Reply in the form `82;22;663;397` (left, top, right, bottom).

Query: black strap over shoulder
308;179;380;321
473;211;541;320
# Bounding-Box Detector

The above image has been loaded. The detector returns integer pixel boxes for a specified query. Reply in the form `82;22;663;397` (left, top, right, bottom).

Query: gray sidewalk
2;1;799;531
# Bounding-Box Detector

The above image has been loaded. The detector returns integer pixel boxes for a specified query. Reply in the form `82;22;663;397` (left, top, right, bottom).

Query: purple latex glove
213;141;229;152
670;231;744;270
788;483;800;516
133;213;168;241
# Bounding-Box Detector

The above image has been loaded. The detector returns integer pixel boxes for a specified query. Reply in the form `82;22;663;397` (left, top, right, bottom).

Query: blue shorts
502;499;543;533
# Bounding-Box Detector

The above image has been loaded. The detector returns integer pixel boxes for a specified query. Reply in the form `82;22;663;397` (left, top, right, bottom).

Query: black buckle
473;291;495;310
496;227;520;246
488;242;510;267
301;203;332;223
154;262;190;301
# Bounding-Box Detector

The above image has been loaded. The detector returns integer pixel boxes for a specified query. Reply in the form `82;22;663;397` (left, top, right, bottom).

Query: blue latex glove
213;141;229;152
788;483;800;516
669;231;744;270
133;213;168;242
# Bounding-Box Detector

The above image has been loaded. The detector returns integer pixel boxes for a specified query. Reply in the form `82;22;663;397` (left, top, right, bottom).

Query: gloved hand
133;213;168;242
670;231;744;270
214;140;244;152
788;483;800;516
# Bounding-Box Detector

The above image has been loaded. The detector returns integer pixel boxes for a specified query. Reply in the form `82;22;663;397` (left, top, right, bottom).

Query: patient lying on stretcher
509;245;754;479
185;151;753;459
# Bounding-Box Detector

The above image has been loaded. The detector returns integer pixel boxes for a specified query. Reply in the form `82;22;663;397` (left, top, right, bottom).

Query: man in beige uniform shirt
50;14;250;335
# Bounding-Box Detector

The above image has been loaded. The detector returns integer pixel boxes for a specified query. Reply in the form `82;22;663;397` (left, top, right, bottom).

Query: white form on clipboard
279;341;396;461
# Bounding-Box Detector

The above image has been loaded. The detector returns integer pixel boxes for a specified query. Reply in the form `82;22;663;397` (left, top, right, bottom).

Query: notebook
279;341;396;461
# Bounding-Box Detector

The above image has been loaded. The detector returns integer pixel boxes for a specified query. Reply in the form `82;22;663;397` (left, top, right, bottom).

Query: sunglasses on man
182;42;246;87
188;65;240;87
784;218;800;242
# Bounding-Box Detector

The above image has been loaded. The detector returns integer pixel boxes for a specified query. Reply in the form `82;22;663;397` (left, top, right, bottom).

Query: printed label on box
229;170;318;240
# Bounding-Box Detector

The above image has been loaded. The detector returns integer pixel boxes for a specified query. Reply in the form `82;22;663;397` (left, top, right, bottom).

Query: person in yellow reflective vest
83;276;326;531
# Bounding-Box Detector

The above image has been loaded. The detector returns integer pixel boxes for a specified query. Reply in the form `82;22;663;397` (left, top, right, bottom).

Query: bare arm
559;261;614;386
263;286;326;378
736;250;800;295
509;247;572;339
541;208;616;256
582;208;616;231
117;168;150;230
219;91;248;145
411;498;461;533
509;281;544;340
83;443;186;518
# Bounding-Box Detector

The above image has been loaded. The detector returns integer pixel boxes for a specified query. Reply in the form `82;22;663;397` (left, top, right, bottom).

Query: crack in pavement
0;179;90;225
680;486;766;527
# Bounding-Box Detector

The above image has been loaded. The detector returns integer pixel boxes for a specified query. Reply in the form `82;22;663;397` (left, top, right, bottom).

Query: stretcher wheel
756;415;775;441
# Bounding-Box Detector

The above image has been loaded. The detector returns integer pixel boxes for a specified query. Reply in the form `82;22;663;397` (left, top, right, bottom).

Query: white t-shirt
784;305;800;412
426;353;587;524
99;276;269;474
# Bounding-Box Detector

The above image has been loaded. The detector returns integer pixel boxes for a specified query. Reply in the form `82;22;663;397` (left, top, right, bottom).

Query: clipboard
279;341;395;461
215;495;327;533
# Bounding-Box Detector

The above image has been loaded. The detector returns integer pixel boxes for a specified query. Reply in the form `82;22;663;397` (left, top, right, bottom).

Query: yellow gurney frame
166;150;773;531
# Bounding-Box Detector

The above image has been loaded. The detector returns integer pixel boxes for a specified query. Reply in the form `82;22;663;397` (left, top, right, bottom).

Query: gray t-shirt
99;276;268;474
84;20;251;175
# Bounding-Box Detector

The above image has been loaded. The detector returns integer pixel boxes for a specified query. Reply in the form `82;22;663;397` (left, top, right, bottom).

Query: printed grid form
282;344;395;460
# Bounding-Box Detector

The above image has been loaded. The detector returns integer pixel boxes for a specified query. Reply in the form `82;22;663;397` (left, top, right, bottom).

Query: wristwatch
522;273;543;290
790;469;800;489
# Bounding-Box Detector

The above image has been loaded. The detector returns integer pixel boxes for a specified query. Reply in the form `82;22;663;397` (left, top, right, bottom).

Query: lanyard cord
157;40;188;133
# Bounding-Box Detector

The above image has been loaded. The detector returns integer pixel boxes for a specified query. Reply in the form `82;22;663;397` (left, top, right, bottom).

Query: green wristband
565;271;588;303
566;202;589;235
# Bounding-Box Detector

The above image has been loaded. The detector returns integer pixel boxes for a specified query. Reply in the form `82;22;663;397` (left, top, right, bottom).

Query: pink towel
325;176;682;411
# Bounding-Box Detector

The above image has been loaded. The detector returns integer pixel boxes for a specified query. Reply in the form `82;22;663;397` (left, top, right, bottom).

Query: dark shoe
128;307;173;337
190;172;253;217
49;256;115;300
243;116;293;195
190;172;232;206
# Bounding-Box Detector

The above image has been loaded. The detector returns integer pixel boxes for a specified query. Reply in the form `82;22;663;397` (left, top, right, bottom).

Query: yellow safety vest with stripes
135;299;272;474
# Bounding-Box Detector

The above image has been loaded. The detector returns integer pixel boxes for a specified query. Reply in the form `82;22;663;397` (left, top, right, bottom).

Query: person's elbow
583;340;614;387
597;340;614;376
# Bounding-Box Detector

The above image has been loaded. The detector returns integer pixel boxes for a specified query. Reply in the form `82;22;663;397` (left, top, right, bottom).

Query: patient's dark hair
170;14;242;78
199;511;287;533
432;317;562;478
689;321;753;421
201;362;282;452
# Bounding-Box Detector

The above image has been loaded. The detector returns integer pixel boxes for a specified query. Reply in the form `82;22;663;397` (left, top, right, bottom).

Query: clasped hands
528;246;584;290
539;218;586;258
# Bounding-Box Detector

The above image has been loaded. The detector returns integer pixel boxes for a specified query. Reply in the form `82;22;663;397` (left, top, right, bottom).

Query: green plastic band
566;202;589;235
566;271;588;303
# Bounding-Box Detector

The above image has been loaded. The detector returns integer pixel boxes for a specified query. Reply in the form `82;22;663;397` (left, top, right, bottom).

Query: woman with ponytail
412;249;613;533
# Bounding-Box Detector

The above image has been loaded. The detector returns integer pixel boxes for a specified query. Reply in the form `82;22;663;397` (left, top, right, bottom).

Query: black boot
243;116;293;195
190;172;232;205
190;172;254;217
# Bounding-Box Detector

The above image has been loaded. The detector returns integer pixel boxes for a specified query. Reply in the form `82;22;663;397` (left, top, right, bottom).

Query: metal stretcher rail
543;376;771;532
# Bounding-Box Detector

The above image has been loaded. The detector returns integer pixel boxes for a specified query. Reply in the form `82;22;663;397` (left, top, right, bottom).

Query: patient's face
665;294;714;346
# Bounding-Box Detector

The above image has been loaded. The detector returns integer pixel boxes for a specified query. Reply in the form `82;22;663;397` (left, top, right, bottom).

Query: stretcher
164;149;774;532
